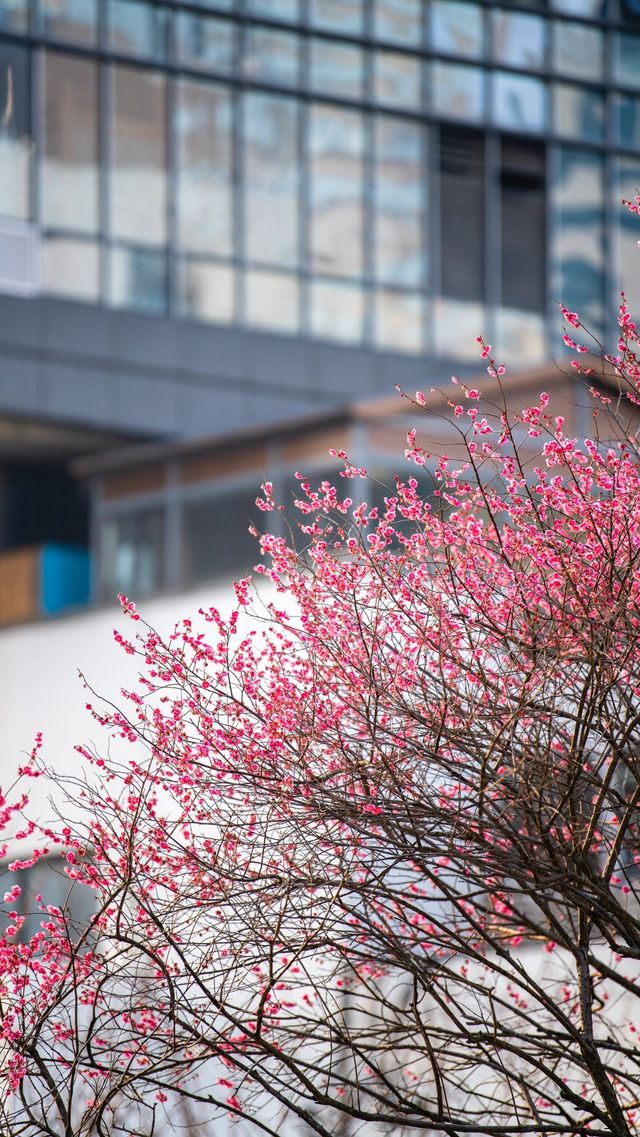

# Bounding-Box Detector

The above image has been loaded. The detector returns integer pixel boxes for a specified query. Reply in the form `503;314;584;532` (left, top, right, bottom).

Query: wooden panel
180;444;268;486
281;426;349;465
0;547;39;626
103;465;166;501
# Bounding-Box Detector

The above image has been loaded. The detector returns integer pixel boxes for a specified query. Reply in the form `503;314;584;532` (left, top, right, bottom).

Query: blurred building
0;0;640;612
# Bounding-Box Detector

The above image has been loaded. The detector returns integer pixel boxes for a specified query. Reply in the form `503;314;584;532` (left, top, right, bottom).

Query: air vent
0;217;39;297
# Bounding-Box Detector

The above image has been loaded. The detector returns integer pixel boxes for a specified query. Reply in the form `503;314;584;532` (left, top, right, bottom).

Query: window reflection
309;0;363;34
175;12;235;74
375;290;424;353
432;63;483;121
177;259;234;323
102;509;165;599
374;0;423;47
552;20;603;80
374;51;422;109
246;269;299;332
374;116;424;287
615;32;640;90
0;42;30;220
176;80;233;257
554;85;604;143
492;11;545;70
43;238;100;302
247;0;299;19
0;0;27;33
243;27;299;86
43;0;97;45
311;280;364;343
433;298;484;360
310;105;364;278
43;53;98;233
495;309;545;365
310;38;363;100
617;158;640;313
616;94;640;150
111;66;167;245
493;72;546;133
110;246;167;313
431;1;483;59
108;0;166;60
553;148;605;332
245;93;299;267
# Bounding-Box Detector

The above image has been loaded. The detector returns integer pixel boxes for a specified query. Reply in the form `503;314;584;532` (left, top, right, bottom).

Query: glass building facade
1;0;640;365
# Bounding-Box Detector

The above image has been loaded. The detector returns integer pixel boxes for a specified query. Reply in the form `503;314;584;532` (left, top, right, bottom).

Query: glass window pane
432;63;483;122
375;290;424;353
243;26;299;86
374;116;424;286
245;93;299;267
433;298;484;361
175;12;235;74
617;157;640;314
615;33;640;90
0;43;30;220
552;20;603;81
495;309;545;366
247;0;299;20
42;0;97;44
111;66;167;245
553;84;605;143
110;246;167;313
551;0;601;12
553;149;605;334
43;53;98;233
309;38;363;99
309;0;363;35
431;1;483;59
43;238;100;302
176;79;233;257
374;0;422;47
0;0;27;32
246;269;299;332
177;259;234;323
108;0;166;59
374;51;422;109
492;11;545;70
182;491;261;585
493;72;546;133
616;94;640;150
310;105;364;279
311;280;364;342
102;510;164;599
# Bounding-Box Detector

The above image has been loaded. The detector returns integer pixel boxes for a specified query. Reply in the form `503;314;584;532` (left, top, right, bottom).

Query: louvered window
500;138;546;313
439;126;485;302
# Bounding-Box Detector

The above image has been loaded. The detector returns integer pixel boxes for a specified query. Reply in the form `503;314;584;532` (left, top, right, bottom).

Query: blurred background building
0;0;639;611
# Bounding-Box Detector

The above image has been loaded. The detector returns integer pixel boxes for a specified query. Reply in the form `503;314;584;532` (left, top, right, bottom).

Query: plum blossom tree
6;221;640;1137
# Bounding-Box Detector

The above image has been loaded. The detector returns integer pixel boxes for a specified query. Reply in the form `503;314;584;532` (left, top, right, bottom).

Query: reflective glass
374;0;422;47
108;0;166;59
43;53;98;233
374;116;424;287
243;26;299;86
175;12;235;74
245;93;299;268
246;270;299;332
247;0;299;19
553;149;605;333
0;42;30;220
309;0;363;35
615;33;640;91
310;106;364;279
553;85;604;143
111;67;166;245
431;2;483;60
432;63;483;122
492;11;545;69
375;290;424;353
617;158;640;313
0;0;27;33
176;80;233;257
311;280;364;342
43;238;100;302
433;298;484;360
616;94;640;150
101;509;164;598
182;490;261;585
550;0;601;12
110;246;167;313
374;51;422;109
310;39;363;99
495;309;545;365
552;20;603;81
493;72;545;133
177;259;234;323
42;0;97;44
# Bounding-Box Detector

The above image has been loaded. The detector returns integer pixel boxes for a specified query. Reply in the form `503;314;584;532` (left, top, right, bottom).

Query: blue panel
40;545;91;615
